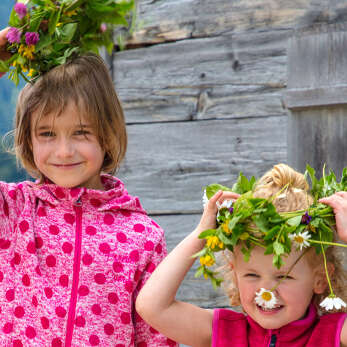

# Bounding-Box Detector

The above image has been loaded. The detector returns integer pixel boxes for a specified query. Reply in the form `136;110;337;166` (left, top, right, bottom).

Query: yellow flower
222;222;232;234
19;44;35;60
65;10;77;17
308;224;316;233
56;22;62;27
22;66;28;73
239;232;249;240
27;69;35;77
12;61;17;67
200;255;215;267
206;236;224;250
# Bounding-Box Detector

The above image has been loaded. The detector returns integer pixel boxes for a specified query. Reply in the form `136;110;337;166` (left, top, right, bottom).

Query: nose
56;138;74;158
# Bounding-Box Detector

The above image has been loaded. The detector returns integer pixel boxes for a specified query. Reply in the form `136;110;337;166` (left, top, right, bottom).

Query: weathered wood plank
286;24;347;175
128;0;342;44
117;116;287;213
287;23;347;89
153;213;229;308
114;31;288;123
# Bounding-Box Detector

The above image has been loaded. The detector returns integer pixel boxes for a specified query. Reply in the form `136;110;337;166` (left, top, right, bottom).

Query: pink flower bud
25;32;39;46
14;3;27;20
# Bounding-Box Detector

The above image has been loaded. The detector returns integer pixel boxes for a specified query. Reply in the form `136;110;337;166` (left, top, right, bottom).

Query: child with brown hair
0;7;176;347
136;164;347;347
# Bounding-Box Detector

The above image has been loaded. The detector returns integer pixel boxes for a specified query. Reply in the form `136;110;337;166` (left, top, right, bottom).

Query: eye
75;129;90;135
39;131;54;137
277;275;293;280
244;273;259;278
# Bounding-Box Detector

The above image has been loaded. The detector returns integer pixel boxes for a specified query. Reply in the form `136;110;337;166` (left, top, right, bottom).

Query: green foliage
194;167;346;288
3;0;135;85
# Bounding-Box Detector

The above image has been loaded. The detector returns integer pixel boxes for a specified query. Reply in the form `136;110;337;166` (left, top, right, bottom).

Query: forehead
31;100;92;129
233;246;310;274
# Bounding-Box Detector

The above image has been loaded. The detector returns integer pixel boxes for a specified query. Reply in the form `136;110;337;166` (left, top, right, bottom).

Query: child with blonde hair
136;164;347;346
0;3;177;346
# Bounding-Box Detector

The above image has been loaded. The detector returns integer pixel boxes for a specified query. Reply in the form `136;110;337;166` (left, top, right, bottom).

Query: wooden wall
113;0;347;328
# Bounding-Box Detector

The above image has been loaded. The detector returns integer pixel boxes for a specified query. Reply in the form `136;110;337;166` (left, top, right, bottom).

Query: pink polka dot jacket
0;174;177;347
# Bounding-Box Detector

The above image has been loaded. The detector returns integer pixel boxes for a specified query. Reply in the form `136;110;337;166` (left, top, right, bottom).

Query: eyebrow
36;124;92;131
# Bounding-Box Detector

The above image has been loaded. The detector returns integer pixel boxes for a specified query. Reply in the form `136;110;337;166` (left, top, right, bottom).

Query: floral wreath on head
194;164;347;311
0;0;134;85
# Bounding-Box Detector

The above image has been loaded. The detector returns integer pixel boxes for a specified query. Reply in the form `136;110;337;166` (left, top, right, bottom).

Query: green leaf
0;60;9;73
59;23;78;43
264;225;280;241
205;183;232;200
8;8;20;27
217;230;233;246
194;266;204;278
241;246;251;262
48;7;62;36
286;215;302;227
232;172;256;194
273;241;284;255
273;254;284;269
198;229;216;239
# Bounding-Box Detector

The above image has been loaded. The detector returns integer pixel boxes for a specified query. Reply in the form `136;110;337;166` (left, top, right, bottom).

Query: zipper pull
74;197;82;206
269;334;277;347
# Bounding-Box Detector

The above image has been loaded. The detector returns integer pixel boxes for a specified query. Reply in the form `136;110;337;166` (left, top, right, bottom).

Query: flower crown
0;0;134;85
195;165;347;311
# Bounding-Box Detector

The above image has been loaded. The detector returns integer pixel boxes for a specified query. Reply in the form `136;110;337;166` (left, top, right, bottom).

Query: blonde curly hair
222;163;347;314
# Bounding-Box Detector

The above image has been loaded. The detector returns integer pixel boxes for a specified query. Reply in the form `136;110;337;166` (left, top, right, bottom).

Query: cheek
238;280;256;305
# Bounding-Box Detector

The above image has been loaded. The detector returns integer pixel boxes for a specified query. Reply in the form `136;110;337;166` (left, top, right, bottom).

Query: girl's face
31;101;105;190
233;246;324;329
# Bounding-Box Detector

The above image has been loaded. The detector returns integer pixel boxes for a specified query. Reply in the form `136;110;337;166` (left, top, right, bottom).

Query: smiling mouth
53;163;82;167
256;304;284;313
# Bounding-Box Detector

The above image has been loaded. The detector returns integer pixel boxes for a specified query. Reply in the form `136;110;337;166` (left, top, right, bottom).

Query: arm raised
135;191;239;346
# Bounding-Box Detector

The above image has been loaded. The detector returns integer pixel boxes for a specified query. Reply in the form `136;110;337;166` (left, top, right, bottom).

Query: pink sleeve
133;229;178;347
0;182;24;239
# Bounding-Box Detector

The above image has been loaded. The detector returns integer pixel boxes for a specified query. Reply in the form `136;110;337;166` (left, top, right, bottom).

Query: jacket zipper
269;334;277;347
65;200;83;347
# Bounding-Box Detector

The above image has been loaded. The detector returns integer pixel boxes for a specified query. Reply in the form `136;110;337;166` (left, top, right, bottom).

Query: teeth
257;305;282;311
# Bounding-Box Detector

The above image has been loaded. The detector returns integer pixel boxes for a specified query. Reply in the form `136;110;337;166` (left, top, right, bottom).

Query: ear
313;262;334;294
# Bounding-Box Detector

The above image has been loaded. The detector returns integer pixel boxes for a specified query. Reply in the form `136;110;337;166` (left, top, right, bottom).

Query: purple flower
229;206;234;214
100;23;107;33
25;32;39;46
301;211;312;225
6;27;21;44
14;3;27;20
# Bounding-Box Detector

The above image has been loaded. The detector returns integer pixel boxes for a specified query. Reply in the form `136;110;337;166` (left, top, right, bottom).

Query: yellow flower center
261;292;272;301
294;235;304;244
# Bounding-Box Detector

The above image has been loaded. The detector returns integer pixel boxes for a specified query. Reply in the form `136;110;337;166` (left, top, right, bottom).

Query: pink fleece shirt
212;303;346;347
0;174;177;347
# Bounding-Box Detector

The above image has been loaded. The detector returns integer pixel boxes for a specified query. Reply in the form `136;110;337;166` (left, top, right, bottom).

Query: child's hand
0;28;10;77
196;190;240;233
320;192;347;243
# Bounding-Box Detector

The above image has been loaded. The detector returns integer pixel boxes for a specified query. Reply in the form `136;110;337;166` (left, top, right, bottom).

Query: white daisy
288;231;311;251
216;199;233;210
320;296;347;311
202;190;209;208
254;288;278;309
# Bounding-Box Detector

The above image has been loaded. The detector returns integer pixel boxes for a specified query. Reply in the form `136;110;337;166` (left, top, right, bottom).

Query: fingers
0;28;9;46
319;193;347;210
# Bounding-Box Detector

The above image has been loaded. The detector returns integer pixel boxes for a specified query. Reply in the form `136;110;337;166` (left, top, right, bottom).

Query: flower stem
309;239;347;248
270;249;309;292
320;234;334;296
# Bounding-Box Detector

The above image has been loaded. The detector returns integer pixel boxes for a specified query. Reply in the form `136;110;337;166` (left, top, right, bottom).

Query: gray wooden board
287;24;347;89
114;30;288;123
128;0;347;44
117;116;287;213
